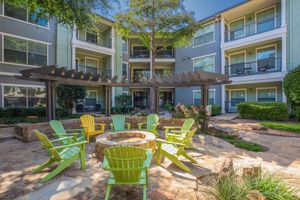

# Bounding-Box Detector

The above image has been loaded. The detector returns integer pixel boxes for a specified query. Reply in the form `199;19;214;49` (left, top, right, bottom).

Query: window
155;69;173;78
4;86;45;108
4;3;48;27
257;88;276;102
122;38;128;53
160;91;173;106
4;35;47;66
85;58;98;74
131;46;149;58
256;7;276;33
257;46;276;71
132;69;150;82
86;32;98;44
193;54;215;72
194;23;214;46
230;18;245;40
229;52;246;75
122;63;128;79
85;90;98;107
193;90;215;105
230;90;246;107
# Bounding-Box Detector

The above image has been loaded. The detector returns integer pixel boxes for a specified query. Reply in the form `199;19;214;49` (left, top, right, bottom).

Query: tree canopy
3;0;118;30
283;65;300;105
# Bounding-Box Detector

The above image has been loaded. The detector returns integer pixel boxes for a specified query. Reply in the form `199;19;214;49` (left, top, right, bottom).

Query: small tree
283;65;300;119
115;0;199;111
56;85;86;115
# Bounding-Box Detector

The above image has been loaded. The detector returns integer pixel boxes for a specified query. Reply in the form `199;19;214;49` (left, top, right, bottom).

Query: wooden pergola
17;65;231;122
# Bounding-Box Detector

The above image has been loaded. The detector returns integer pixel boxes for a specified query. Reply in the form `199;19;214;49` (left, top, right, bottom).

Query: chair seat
59;146;80;159
162;143;178;155
108;170;147;185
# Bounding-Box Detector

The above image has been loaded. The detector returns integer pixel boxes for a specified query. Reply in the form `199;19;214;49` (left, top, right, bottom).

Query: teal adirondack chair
103;146;152;200
156;128;197;173
137;114;159;135
49;120;85;144
109;115;131;131
32;130;86;183
164;118;195;142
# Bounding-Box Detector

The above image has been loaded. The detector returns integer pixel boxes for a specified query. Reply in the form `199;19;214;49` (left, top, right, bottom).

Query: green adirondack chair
49;120;85;144
32;130;86;183
102;146;152;200
164;118;194;142
109;115;131;131
137;114;159;135
156;128;197;173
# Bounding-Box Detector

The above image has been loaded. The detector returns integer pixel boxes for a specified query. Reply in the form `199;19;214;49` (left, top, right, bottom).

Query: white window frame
122;91;129;95
1;33;49;68
193;21;215;48
229;16;246;41
1;2;49;29
228;51;246;75
86;89;98;102
1;83;46;108
84;57;99;73
228;88;247;109
122;62;129;79
122;38;128;53
192;89;216;105
255;44;277;72
256;87;277;102
192;53;216;73
255;5;277;34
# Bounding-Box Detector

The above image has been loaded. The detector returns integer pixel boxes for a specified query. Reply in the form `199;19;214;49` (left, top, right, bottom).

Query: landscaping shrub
114;94;133;114
56;108;69;118
237;102;288;121
211;105;222;116
163;103;174;111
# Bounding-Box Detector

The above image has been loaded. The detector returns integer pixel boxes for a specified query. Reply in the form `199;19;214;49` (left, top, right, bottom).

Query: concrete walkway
0;128;300;199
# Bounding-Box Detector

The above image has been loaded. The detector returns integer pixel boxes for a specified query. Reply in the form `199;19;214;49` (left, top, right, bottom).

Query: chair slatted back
104;146;147;183
34;130;61;160
112;115;125;131
181;118;195;132
146;114;159;131
49;120;66;134
183;128;197;144
80;114;96;132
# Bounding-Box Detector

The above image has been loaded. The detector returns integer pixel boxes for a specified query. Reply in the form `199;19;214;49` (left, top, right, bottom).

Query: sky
109;0;246;21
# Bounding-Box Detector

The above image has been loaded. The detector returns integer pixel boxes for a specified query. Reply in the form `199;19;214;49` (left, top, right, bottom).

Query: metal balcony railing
76;64;112;77
76;31;112;48
225;14;281;42
130;50;175;59
156;50;175;59
225;57;282;77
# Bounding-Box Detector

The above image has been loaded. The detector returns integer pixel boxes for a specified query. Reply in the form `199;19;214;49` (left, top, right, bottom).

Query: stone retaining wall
14;116;186;142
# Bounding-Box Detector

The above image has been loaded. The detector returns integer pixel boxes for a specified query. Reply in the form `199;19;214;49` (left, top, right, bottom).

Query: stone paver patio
1;126;300;200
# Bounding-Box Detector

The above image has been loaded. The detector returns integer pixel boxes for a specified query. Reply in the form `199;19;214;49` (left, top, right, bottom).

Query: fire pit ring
95;130;156;160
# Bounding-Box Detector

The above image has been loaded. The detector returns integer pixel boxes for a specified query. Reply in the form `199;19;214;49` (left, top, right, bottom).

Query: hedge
237;102;288;121
211;105;222;116
0;107;69;118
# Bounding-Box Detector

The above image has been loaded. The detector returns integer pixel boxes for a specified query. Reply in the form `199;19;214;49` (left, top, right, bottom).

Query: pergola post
201;84;209;133
105;86;112;116
154;87;160;114
45;81;56;121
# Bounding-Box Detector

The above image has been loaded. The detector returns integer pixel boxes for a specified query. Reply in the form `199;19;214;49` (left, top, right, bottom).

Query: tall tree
2;0;118;30
115;0;199;112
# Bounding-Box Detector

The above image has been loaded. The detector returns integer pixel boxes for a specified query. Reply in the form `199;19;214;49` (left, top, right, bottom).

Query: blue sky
108;0;246;21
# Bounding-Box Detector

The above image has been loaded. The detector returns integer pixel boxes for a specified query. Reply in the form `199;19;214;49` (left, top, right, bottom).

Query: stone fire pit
95;130;156;160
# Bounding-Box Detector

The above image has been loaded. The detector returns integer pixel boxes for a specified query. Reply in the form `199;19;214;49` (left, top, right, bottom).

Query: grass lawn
260;122;300;134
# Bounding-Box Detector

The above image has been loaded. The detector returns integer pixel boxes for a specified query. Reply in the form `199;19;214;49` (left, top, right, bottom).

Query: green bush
56;108;69;118
211;105;221;116
237;102;288;121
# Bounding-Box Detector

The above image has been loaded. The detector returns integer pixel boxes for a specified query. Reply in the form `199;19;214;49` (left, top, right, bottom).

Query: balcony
225;14;281;42
225;57;282;77
76;64;112;77
76;30;112;48
130;50;175;59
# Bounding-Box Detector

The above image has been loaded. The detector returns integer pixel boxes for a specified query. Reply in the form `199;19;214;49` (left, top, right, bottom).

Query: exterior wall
175;21;222;106
56;24;72;68
287;0;300;70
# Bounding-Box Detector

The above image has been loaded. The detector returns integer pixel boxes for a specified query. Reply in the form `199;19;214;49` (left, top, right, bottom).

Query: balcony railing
225;57;282;77
225;14;281;42
76;64;112;77
130;50;175;59
76;31;112;48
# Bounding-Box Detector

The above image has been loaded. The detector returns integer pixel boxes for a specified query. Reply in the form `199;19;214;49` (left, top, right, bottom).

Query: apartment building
0;2;56;108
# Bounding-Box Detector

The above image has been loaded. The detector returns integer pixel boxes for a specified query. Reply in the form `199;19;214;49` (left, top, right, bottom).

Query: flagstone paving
0;127;300;199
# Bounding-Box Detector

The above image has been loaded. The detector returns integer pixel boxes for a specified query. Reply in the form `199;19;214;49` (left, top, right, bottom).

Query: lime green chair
137;114;159;135
164;118;194;142
109;115;131;131
32;130;86;183
102;146;152;200
49;120;85;144
156;128;197;173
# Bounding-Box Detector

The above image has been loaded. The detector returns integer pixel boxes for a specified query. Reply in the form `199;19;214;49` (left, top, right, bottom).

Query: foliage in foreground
218;135;267;152
207;170;300;200
261;122;300;134
237;102;288;121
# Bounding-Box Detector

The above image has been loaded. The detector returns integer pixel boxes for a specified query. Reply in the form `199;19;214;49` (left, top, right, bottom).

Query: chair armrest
164;126;181;130
126;123;131;130
65;128;84;133
170;130;185;133
50;141;87;150
102;156;109;170
51;136;74;143
95;123;106;126
109;124;114;130
155;138;185;146
137;122;146;130
144;149;153;168
53;133;78;137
